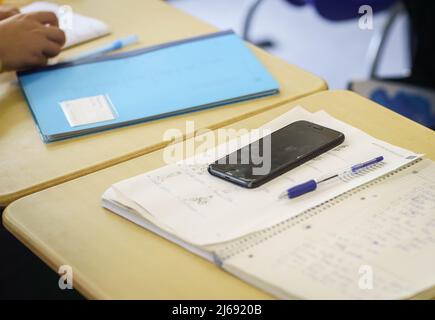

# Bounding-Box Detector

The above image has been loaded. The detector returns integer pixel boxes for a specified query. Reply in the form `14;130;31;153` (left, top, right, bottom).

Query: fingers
19;53;48;70
42;41;62;58
44;26;66;46
40;26;66;58
32;54;48;67
8;7;20;15
28;11;59;27
0;9;20;19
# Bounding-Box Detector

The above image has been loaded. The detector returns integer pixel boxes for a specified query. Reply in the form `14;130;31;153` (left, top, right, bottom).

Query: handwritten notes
224;159;435;299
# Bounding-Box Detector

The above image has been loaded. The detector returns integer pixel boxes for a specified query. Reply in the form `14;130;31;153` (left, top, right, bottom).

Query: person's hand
0;5;19;21
0;12;66;72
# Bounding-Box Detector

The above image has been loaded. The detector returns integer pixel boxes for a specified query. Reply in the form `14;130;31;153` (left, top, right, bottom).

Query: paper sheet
21;2;110;48
107;107;421;246
223;159;435;299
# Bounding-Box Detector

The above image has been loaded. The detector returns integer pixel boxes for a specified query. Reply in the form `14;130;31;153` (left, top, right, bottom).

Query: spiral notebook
220;159;435;300
102;108;435;299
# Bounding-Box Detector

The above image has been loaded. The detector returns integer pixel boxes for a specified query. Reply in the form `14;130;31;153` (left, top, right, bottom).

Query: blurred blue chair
242;0;435;129
285;0;396;20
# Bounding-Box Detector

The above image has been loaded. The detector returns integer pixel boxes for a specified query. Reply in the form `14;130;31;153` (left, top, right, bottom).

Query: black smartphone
208;120;345;188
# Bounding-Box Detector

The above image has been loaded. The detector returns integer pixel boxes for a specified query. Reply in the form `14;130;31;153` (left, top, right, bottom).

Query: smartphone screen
208;120;345;188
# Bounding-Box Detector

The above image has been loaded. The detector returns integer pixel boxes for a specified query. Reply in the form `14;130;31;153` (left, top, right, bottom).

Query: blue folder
18;31;280;143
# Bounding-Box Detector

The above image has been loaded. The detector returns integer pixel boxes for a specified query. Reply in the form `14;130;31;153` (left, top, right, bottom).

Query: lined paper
224;159;435;299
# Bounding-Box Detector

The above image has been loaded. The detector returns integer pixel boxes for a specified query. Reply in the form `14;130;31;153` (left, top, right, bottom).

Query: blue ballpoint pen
279;156;384;200
60;34;139;63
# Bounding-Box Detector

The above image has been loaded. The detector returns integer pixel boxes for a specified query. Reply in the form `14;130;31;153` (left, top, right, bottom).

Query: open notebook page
223;159;435;300
106;107;421;246
21;2;110;48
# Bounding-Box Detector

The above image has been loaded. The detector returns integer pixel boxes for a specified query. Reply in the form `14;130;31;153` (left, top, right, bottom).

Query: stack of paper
21;2;110;48
102;107;421;247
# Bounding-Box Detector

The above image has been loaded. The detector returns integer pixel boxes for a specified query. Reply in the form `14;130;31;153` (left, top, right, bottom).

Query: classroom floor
169;0;410;89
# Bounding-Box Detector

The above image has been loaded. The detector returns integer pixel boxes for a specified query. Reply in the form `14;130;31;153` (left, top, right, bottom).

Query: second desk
4;90;434;299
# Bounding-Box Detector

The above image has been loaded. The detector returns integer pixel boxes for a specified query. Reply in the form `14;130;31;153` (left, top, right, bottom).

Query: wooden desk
0;0;326;206
4;91;435;299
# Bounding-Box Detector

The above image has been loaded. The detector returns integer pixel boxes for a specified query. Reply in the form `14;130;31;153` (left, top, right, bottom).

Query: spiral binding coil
339;161;386;182
215;158;422;261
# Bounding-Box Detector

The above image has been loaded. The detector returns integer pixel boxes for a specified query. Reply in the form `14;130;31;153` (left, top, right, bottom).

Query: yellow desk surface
4;90;435;299
0;0;326;206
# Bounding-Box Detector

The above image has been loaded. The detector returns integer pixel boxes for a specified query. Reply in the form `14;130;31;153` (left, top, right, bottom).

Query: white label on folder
60;94;116;127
